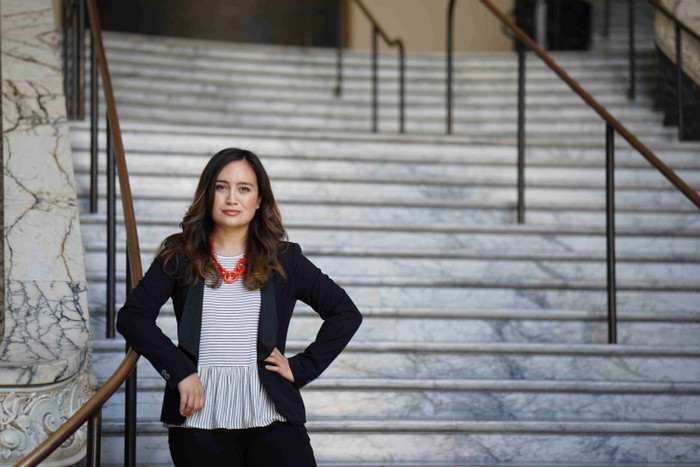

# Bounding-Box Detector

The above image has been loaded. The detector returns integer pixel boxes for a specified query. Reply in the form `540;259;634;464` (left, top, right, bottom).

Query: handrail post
603;0;610;37
371;25;379;132
77;0;86;119
446;0;456;134
675;23;685;141
398;42;405;133
553;0;561;50
125;251;137;466
71;0;80;119
106;117;116;339
90;16;99;213
335;0;343;96
627;0;636;99
517;42;526;224
62;0;70;113
125;359;137;467
345;0;404;134
605;124;617;344
86;409;102;467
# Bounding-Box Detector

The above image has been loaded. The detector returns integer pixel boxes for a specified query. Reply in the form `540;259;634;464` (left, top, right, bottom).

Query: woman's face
210;160;261;235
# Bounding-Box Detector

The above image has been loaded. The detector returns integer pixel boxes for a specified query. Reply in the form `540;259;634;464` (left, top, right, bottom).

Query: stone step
98;28;653;60
91;340;700;383
68;125;700;169
83;251;700;291
97;418;700;466
70;149;700;190
101;66;654;106
72;111;688;150
93;87;663;123
99;102;677;139
77;198;700;233
99;376;700;423
101;30;655;69
78;222;700;262
69;119;700;154
73;173;698;213
99;55;656;89
97;36;657;73
83;96;671;142
88;303;700;347
86;281;700;320
102;75;656;111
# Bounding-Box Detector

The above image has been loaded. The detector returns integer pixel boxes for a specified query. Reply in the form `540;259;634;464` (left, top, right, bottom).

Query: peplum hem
172;363;286;430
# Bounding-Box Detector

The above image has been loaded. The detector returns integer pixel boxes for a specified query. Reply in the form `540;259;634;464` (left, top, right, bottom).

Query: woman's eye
240;186;250;192
215;184;227;191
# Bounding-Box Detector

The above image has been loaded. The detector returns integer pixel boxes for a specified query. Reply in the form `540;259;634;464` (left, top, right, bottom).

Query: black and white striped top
178;252;286;429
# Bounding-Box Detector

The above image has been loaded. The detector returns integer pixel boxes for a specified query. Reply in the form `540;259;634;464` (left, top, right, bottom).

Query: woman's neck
210;230;247;256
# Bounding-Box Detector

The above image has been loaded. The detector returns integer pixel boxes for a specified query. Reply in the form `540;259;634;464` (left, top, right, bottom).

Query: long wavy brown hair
158;148;287;290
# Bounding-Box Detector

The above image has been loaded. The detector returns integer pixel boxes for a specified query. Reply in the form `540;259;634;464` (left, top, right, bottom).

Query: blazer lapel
258;279;278;360
178;278;203;359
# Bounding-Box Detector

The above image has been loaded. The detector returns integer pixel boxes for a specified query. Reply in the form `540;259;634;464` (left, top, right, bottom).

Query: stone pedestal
1;0;95;464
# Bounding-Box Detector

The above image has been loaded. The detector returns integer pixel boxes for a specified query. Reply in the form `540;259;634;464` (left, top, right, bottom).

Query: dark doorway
96;0;339;47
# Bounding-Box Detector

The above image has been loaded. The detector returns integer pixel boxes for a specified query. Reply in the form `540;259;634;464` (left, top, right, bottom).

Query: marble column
1;0;95;465
1;0;5;340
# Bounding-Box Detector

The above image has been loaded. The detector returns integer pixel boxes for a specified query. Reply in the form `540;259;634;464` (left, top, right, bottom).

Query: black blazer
116;242;362;426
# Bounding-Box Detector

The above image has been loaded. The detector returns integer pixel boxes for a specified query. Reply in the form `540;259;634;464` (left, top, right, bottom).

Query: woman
117;148;362;466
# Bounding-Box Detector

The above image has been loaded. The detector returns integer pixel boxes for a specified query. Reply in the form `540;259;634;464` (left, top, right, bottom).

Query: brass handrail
478;0;700;209
335;0;405;133
16;0;143;465
352;0;396;46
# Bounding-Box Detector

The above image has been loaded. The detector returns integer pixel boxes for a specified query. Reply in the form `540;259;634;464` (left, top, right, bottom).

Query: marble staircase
72;1;700;465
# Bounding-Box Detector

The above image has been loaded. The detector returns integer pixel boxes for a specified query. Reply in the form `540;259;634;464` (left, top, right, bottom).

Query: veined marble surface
1;1;94;463
1;280;89;384
2;0;90;370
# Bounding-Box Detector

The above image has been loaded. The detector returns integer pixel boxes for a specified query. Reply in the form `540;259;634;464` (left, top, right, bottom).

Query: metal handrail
448;0;700;343
335;0;405;133
16;0;143;465
648;0;700;140
457;0;700;209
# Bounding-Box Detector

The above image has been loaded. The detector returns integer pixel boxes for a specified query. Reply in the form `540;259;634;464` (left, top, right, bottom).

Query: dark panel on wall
546;0;591;50
655;47;700;140
96;0;339;47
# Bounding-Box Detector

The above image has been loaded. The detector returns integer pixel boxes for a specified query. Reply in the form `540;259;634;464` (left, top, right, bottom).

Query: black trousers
168;422;317;467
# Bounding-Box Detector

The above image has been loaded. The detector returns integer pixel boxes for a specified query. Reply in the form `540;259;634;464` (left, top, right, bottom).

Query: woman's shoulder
153;234;189;277
277;241;301;262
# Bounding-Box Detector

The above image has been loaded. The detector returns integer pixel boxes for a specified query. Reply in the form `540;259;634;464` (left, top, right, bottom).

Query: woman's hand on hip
264;347;295;383
177;373;205;417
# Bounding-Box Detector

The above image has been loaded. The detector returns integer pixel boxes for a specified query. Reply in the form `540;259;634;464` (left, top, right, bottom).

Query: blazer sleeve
116;257;197;389
286;243;362;389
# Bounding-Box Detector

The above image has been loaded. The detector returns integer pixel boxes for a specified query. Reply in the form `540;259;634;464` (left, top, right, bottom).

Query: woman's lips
222;210;241;216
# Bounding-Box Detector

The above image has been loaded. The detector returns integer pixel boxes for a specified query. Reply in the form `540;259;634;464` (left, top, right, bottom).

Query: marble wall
1;0;95;464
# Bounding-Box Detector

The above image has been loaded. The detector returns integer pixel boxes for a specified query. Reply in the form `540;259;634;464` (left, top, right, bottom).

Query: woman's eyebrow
215;179;229;184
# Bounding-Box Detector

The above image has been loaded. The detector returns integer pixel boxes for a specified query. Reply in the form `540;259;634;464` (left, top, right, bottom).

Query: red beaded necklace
209;234;246;283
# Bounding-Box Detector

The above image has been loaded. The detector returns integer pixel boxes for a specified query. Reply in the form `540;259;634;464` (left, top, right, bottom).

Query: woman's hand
177;373;205;417
264;347;295;383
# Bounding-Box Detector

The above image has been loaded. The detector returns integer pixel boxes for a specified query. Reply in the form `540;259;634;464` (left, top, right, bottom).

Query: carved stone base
0;361;96;466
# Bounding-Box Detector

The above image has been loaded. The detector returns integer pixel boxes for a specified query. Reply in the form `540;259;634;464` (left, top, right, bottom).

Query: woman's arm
116;257;198;389
286;243;363;389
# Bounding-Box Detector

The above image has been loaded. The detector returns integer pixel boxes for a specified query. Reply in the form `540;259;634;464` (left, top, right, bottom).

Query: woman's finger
264;348;295;383
179;392;189;416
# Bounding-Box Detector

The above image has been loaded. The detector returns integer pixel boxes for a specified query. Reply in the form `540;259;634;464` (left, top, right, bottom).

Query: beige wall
347;0;515;52
52;0;62;27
